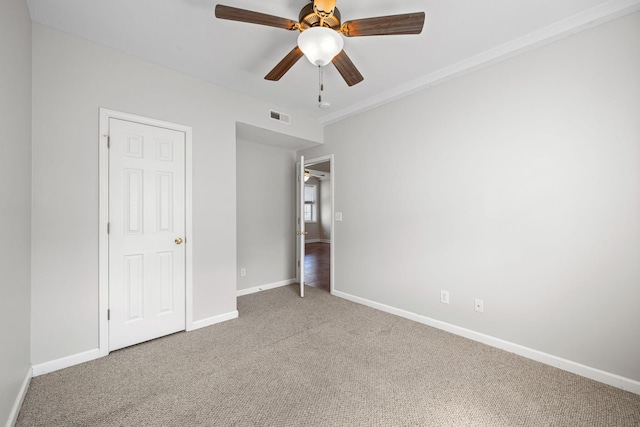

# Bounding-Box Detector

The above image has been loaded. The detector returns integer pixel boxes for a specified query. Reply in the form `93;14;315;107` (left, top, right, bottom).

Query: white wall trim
31;309;237;375
98;108;194;356
319;239;331;244
187;310;239;331
333;290;640;395
5;368;32;427
237;279;297;297
319;0;640;126
305;238;321;244
32;348;101;377
184;119;194;332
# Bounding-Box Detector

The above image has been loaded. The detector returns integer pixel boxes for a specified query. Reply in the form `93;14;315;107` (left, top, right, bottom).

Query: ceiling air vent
270;110;290;124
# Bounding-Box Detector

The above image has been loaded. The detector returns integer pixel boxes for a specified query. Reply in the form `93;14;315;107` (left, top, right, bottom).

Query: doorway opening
302;157;332;293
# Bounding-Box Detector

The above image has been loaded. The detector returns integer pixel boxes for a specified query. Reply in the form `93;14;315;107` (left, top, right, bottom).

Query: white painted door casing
297;156;305;298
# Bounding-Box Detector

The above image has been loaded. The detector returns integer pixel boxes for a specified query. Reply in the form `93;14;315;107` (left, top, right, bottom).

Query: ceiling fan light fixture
297;27;343;66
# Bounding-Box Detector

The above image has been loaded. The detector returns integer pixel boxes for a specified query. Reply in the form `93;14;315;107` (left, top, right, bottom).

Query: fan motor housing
298;3;341;30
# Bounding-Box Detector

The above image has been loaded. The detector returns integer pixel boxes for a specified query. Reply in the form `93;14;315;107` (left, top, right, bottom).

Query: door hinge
107;222;110;234
105;134;111;148
298;260;300;267
107;309;110;320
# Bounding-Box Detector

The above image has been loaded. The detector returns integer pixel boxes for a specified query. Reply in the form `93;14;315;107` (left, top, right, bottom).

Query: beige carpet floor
16;285;640;426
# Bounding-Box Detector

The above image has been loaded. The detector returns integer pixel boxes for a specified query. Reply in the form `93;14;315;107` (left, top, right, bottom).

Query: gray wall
30;24;322;365
0;0;32;423
236;139;296;290
319;179;331;241
300;12;640;382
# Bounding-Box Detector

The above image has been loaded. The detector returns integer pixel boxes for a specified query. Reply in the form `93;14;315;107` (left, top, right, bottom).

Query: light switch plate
335;212;343;221
440;290;450;304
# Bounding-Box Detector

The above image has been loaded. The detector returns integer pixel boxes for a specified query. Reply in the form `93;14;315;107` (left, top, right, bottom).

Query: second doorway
302;159;331;292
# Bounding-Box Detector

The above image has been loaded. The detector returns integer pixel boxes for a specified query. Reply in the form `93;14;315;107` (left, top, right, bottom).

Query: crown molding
319;0;640;126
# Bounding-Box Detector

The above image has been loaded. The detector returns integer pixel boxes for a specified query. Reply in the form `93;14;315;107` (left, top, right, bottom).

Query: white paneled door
108;118;186;351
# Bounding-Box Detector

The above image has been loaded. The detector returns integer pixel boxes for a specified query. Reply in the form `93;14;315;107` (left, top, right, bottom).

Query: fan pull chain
317;65;330;108
318;65;324;104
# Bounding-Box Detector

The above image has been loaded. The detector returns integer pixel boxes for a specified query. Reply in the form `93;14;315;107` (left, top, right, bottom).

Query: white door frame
98;108;193;357
297;156;306;297
302;154;335;294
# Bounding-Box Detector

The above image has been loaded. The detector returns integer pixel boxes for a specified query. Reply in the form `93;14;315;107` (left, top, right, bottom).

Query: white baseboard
305;238;321;244
237;279;296;297
32;312;239;377
5;367;32;427
333;290;640;395
188;310;238;331
319;239;331;244
32;348;101;377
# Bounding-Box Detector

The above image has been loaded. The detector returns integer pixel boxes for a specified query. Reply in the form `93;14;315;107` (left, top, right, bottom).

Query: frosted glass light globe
297;27;344;66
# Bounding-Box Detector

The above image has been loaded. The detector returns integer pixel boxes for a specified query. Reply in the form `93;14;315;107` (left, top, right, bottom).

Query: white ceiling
26;0;640;125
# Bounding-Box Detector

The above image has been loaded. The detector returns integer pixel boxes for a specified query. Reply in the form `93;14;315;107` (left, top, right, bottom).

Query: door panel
109;118;186;351
124;254;144;320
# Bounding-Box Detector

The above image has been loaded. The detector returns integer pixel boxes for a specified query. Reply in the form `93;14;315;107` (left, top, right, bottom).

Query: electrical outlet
475;298;484;312
240;268;246;277
440;290;450;304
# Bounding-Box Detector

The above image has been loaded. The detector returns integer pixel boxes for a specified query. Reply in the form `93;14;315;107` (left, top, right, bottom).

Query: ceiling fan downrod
313;0;337;28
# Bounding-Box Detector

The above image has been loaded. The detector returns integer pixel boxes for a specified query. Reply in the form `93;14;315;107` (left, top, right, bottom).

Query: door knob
175;237;184;245
296;231;310;236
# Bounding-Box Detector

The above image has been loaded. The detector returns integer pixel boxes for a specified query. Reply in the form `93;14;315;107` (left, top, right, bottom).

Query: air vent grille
270;110;290;124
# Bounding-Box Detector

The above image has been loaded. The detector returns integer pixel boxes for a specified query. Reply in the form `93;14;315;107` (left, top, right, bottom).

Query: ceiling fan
214;0;425;87
304;169;326;181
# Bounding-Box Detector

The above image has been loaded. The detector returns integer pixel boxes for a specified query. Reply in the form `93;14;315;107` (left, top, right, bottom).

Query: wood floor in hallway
304;242;330;292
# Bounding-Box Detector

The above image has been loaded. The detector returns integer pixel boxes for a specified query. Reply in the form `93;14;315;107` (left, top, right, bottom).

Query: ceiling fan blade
332;50;364;87
341;12;425;37
215;5;298;30
265;47;305;81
